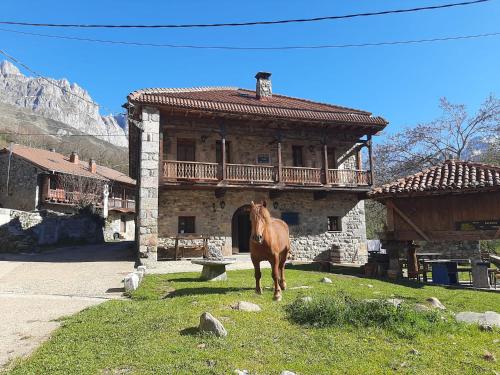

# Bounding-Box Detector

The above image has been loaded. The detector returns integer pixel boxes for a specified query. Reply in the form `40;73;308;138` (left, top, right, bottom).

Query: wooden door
177;139;196;161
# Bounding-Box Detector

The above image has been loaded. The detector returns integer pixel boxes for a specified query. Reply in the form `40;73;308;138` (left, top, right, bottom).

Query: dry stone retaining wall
0;208;104;252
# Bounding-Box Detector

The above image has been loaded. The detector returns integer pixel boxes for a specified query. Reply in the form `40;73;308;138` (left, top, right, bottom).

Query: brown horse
249;200;290;301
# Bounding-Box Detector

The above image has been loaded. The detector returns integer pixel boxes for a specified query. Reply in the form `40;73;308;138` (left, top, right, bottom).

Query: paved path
0;242;135;370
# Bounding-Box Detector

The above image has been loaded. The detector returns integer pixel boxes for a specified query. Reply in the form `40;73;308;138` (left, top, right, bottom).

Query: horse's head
249;200;270;245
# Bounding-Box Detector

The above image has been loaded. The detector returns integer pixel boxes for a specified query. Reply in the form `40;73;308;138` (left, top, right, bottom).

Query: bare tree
365;95;499;239
374;95;500;184
58;173;109;210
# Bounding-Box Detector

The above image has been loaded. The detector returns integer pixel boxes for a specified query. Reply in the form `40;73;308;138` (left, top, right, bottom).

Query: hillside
0;102;128;173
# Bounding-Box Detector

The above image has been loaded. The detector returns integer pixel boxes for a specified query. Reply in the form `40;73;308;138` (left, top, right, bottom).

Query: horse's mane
250;203;272;223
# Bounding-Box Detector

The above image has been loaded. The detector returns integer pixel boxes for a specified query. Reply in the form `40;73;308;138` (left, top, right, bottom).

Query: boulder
281;372;297;375
386;298;404;307
134;270;144;282
320;277;332;284
206;244;225;260
124;273;139;292
199;312;227;337
426;297;446;310
455;311;500;327
232;301;261;312
414;303;430;312
234;370;249;375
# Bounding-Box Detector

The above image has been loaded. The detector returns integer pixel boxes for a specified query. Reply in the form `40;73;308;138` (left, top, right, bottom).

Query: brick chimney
255;72;272;100
69;151;79;164
89;159;97;173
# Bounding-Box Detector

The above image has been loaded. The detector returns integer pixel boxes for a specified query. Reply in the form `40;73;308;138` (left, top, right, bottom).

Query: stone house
127;72;388;264
0;144;136;240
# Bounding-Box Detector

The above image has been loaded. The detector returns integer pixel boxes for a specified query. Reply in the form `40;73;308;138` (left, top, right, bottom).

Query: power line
0;48;118;115
0;132;127;137
1;27;500;50
0;0;490;29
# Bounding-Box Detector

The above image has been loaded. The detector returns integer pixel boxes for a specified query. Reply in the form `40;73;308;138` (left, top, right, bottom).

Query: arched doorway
232;205;252;254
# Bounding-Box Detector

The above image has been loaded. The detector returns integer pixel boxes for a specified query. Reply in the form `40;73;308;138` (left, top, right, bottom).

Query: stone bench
191;259;236;281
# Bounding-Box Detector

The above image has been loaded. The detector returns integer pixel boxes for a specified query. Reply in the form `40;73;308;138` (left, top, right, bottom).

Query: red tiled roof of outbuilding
1;144;135;186
128;87;388;127
369;159;500;198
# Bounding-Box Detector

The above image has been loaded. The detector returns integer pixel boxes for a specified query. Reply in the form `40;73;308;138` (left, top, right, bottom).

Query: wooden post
159;130;164;179
221;134;227;181
367;134;374;185
277;140;283;183
323;143;329;185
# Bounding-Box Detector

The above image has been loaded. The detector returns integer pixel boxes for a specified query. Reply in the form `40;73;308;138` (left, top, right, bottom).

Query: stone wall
135;106;160;260
157;189;367;263
0;153;40;211
0;208;104;252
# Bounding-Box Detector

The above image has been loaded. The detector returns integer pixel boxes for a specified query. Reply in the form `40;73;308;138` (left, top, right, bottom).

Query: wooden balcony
161;160;371;189
109;197;136;211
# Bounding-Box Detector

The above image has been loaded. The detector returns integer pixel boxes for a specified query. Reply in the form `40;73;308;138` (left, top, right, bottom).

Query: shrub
285;293;455;339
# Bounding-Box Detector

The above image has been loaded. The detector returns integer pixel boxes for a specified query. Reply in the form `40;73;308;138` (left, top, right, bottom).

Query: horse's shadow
164;286;254;298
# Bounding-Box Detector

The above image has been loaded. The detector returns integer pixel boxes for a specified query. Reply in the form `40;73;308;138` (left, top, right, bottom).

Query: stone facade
135;106;160;260
0;153;40;211
104;212;135;241
157;189;367;263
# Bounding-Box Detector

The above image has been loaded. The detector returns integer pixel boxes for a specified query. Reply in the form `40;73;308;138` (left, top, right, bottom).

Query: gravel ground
0;242;135;370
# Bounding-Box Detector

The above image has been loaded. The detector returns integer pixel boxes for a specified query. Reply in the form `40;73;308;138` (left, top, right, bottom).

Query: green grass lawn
7;265;500;375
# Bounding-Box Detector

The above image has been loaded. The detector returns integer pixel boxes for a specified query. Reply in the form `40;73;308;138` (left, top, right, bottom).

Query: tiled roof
369;160;500;198
128;87;387;127
1;144;135;185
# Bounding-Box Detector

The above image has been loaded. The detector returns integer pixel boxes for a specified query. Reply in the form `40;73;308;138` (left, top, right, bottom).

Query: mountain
0;101;128;173
0;60;128;147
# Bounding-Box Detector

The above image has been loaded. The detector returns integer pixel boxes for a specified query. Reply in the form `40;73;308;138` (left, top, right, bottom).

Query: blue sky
1;0;499;139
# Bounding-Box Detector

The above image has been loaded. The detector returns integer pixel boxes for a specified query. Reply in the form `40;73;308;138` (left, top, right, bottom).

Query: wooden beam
277;137;283;183
367;134;374;185
323;143;329;185
220;123;227;181
386;200;431;241
495;226;500;239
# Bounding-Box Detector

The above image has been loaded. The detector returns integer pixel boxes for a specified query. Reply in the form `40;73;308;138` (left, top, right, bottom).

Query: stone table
191;259;236;281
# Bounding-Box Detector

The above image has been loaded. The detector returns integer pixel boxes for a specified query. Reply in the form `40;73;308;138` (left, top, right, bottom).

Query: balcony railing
282;166;322;185
44;189;102;205
109;197;136;210
226;163;275;183
328;169;371;186
163;160;219;181
162;160;371;187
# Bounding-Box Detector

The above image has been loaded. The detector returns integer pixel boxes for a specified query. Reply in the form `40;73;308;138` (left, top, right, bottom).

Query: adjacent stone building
127;72;388;265
0;144;136;240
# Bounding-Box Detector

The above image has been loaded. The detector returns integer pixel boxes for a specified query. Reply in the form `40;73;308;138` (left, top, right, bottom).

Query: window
215;140;231;163
292;145;304;167
327;216;341;232
282;212;299;226
177;139;196;161
178;216;195;234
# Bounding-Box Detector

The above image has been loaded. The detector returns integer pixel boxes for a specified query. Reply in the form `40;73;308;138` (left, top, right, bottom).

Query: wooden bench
174;234;209;260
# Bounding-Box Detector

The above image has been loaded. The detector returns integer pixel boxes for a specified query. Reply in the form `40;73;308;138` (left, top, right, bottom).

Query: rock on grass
426;297;446;310
199;312;227;337
232;301;261;312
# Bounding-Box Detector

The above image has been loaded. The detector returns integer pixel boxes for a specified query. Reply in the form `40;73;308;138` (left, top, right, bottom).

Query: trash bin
431;261;458;285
